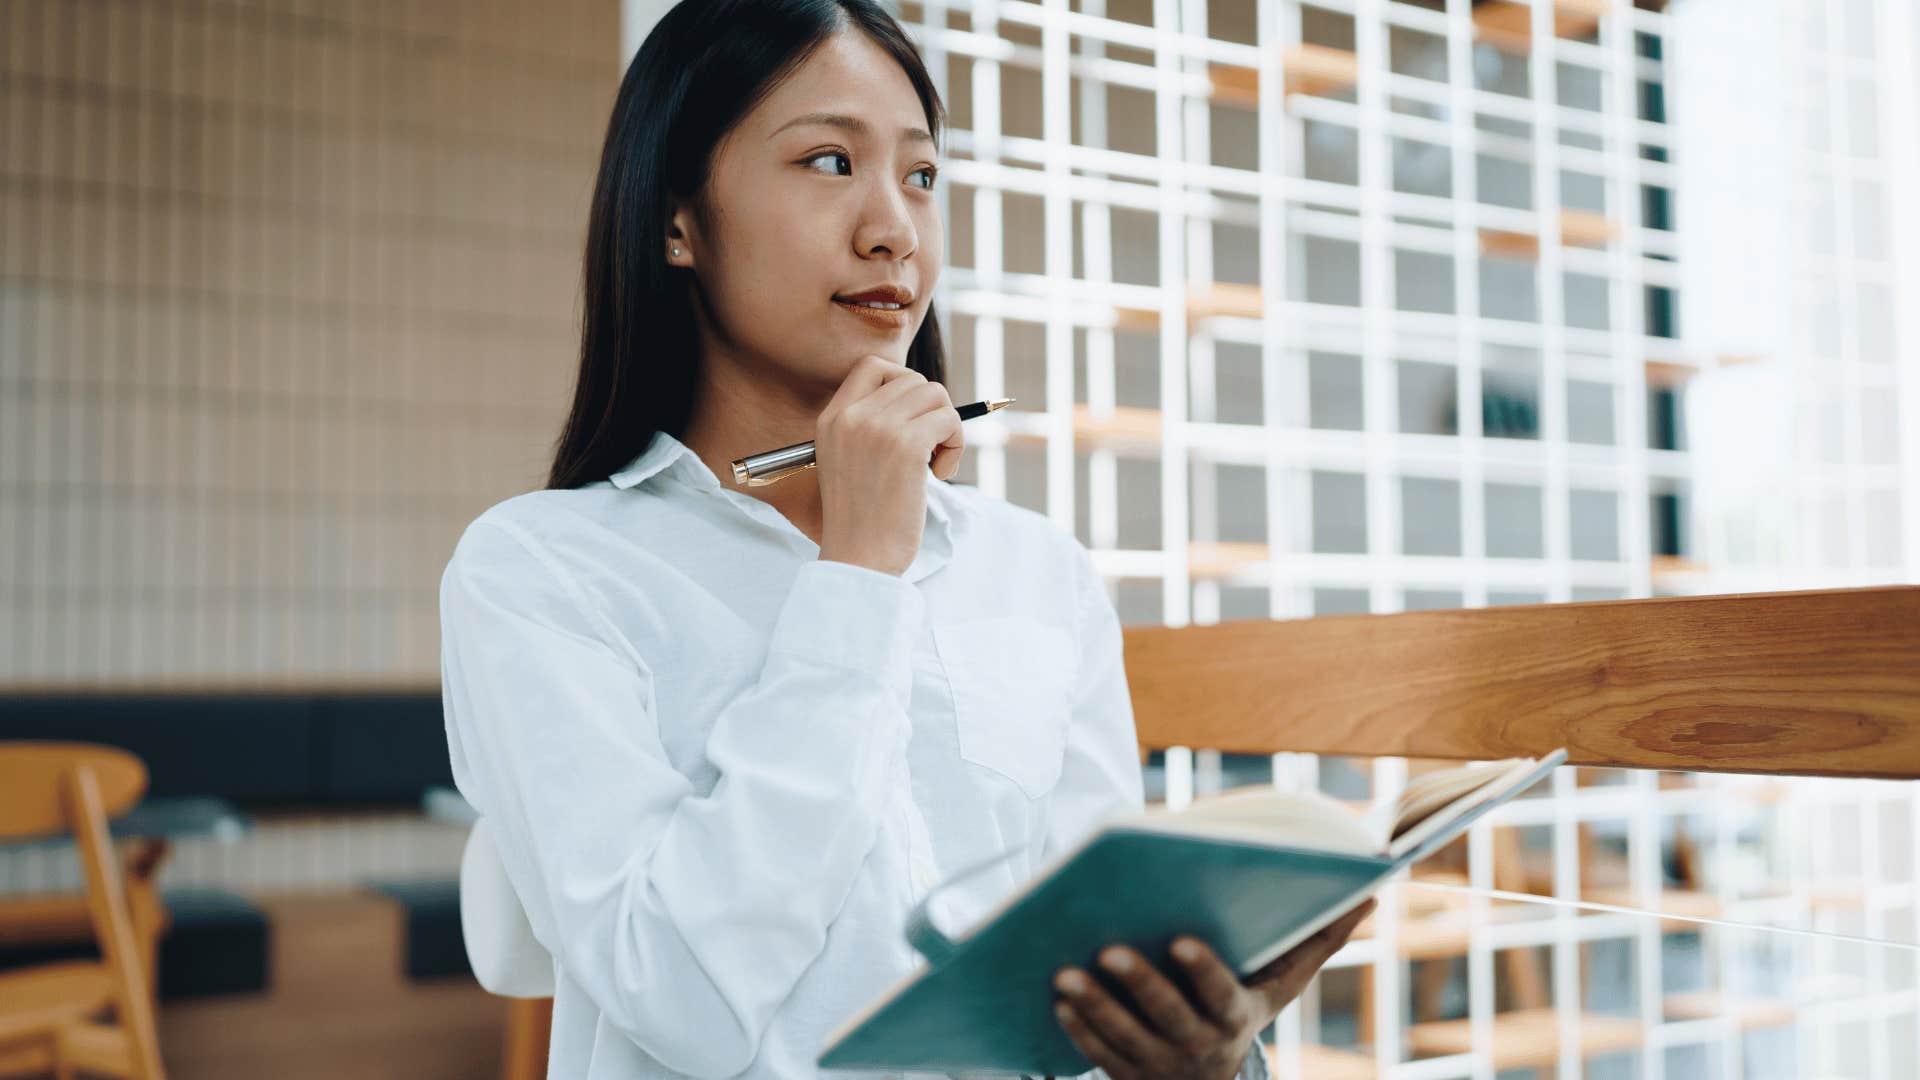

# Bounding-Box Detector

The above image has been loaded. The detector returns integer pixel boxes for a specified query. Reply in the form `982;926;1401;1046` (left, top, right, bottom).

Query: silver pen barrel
730;439;820;487
728;398;1013;487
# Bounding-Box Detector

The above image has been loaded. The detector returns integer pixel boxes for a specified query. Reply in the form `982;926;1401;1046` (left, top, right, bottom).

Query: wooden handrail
1124;585;1920;780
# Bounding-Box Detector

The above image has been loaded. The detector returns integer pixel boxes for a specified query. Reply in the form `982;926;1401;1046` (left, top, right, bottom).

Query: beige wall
1;0;621;685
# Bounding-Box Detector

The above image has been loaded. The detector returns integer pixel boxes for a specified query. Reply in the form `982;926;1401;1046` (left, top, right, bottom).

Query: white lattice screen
890;1;1920;1077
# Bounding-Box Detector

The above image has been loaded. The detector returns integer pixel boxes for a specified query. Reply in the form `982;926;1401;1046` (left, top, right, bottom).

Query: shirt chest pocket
932;615;1075;800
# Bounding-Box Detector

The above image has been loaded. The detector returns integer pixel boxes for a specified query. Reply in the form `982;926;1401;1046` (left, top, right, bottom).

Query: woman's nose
852;181;917;260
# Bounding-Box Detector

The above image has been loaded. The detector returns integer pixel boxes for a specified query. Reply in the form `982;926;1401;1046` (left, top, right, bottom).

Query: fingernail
1173;939;1201;962
1101;948;1133;973
1056;970;1086;994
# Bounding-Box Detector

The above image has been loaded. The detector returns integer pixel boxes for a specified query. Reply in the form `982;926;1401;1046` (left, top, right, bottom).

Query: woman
438;2;1370;1077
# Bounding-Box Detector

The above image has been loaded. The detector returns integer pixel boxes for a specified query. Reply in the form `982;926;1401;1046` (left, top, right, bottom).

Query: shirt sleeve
1040;540;1147;865
439;515;922;1079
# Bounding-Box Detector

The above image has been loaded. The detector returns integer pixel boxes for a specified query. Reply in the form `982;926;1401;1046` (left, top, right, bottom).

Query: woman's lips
833;298;911;331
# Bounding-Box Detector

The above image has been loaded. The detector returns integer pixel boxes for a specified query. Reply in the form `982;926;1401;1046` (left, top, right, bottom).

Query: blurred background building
0;0;1915;1077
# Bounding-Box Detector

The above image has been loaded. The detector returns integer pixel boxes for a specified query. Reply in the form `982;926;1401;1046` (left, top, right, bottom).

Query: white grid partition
898;1;1919;1077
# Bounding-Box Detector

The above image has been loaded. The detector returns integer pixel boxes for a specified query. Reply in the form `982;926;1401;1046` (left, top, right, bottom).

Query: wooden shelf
1114;282;1265;333
1408;1006;1643;1068
1663;990;1795;1029
1799;882;1869;910
1352;905;1545;960
1209;44;1360;108
1474;0;1612;54
1192;282;1266;322
1480;209;1617;259
1264;1041;1377;1080
1357;879;1735;959
1650;554;1708;578
1404;868;1478;916
1645;355;1769;388
1582;886;1721;931
1188;541;1270;580
1643;358;1700;388
1005;403;1164;455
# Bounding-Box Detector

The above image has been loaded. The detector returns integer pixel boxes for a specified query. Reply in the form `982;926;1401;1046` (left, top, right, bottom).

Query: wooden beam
1123;586;1920;779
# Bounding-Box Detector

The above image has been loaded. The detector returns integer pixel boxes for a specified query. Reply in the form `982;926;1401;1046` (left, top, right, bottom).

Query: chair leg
502;997;553;1080
125;838;172;1009
64;766;167;1080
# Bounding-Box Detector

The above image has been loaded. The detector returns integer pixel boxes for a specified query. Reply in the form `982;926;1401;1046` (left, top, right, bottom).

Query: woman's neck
678;349;836;546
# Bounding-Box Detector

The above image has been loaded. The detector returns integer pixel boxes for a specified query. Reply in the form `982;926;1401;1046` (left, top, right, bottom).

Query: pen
729;398;1016;487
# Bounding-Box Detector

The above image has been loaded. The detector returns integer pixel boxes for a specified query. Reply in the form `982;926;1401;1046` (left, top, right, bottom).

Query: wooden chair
0;742;167;1080
474;584;1920;1079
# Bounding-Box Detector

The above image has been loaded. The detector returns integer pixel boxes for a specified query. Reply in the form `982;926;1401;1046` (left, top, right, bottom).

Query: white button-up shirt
439;429;1271;1080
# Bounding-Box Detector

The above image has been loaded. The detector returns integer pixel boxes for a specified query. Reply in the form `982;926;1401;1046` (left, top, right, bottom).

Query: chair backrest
0;740;166;1079
0;741;147;841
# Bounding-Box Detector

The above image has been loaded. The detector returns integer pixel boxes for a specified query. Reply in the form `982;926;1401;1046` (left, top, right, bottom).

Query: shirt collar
607;429;709;492
607;428;958;550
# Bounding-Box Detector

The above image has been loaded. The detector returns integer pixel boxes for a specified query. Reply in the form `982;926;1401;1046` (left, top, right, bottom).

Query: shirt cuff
1239;1038;1273;1080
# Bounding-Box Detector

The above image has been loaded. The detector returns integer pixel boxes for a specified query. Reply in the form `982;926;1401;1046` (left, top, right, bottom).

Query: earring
671;247;681;257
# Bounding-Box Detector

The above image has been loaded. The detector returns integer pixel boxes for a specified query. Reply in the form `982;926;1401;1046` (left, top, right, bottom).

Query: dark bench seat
365;878;471;981
0;886;270;1000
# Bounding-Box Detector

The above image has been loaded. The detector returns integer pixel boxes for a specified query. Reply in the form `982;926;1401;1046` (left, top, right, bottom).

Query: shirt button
915;866;937;890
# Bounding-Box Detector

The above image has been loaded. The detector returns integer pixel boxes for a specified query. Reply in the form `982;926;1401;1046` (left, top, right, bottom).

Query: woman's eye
909;166;939;190
802;152;852;176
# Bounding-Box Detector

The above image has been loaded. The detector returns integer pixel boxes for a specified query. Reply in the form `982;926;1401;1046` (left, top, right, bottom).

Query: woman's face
669;28;944;393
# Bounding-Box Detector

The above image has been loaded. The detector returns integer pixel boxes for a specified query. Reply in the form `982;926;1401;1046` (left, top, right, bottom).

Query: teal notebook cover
817;749;1566;1075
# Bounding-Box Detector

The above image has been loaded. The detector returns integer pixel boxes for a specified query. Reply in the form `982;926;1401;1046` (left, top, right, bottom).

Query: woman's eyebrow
770;111;935;147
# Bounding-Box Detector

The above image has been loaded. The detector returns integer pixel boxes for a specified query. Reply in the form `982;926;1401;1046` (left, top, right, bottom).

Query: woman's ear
665;197;697;269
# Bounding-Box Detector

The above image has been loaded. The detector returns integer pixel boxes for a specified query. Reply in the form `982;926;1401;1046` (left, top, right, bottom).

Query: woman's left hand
1049;897;1375;1080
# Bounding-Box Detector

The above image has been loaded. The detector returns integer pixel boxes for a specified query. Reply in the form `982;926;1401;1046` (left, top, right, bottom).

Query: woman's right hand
815;355;964;577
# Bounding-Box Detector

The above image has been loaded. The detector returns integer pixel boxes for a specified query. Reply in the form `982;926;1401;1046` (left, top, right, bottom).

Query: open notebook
818;748;1568;1075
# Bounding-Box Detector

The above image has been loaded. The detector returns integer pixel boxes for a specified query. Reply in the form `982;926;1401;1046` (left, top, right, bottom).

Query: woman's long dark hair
547;0;948;490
